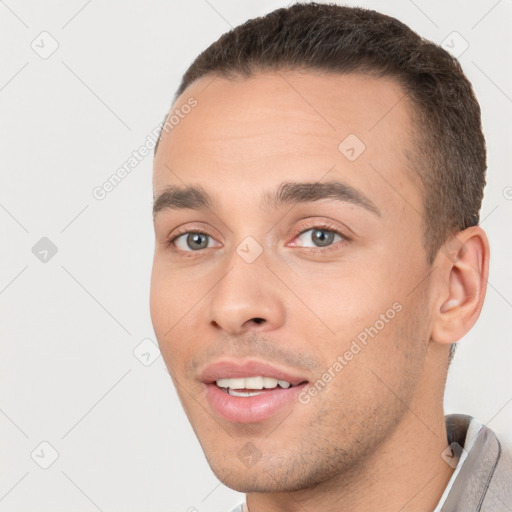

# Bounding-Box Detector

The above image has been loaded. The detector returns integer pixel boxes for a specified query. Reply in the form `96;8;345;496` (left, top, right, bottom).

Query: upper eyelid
296;225;344;237
168;223;221;242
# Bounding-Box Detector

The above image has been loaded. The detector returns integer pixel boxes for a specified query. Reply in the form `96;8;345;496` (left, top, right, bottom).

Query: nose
207;249;286;335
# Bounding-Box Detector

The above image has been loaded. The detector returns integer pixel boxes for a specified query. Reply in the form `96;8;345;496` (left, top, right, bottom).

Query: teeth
215;376;293;390
228;389;264;397
262;377;278;388
245;376;263;389
216;378;244;389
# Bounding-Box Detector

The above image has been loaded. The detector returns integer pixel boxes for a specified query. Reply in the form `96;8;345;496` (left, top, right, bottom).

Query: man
150;3;511;511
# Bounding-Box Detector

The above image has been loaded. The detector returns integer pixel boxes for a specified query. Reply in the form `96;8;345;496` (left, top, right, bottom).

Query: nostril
252;318;265;325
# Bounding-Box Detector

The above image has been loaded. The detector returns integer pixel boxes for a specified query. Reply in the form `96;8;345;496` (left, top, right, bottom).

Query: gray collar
441;414;502;511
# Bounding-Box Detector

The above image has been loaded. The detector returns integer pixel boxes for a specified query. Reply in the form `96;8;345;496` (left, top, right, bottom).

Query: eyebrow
153;180;380;218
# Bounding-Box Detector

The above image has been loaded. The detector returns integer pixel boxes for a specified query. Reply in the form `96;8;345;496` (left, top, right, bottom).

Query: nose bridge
207;236;284;333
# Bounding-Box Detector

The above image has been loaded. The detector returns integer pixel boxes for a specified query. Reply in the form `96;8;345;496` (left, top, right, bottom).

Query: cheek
150;261;200;329
149;264;171;336
150;265;186;362
287;254;425;376
291;271;394;336
310;295;427;424
149;262;209;374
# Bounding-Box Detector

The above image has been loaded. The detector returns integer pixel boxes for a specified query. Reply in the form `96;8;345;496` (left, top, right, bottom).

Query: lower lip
204;383;308;424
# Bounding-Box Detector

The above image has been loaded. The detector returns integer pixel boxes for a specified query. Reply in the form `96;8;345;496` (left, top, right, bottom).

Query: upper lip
199;359;309;386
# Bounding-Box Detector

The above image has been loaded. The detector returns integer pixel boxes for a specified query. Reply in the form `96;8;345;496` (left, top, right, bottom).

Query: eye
171;231;219;251
294;228;344;248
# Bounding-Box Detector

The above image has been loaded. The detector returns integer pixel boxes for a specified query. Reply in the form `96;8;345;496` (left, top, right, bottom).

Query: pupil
312;229;334;247
187;233;208;250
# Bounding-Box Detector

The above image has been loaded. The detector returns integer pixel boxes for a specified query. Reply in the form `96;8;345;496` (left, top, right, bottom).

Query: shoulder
481;427;512;510
444;414;512;510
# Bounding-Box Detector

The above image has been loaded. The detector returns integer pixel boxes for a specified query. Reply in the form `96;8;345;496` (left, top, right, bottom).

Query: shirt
228;414;512;511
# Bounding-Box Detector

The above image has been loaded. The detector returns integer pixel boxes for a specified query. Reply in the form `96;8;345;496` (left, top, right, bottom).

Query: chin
204;453;285;492
215;472;297;494
203;449;329;494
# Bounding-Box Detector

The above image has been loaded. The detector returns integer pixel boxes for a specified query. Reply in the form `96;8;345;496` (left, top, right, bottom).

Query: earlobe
431;227;489;345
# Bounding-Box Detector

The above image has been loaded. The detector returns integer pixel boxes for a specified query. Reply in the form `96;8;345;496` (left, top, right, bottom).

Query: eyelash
165;222;350;255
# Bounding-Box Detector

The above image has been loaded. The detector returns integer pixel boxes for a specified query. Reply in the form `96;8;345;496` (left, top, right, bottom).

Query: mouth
200;360;310;424
215;376;305;397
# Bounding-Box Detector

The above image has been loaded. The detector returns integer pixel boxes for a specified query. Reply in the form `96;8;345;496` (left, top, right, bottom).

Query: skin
150;70;489;511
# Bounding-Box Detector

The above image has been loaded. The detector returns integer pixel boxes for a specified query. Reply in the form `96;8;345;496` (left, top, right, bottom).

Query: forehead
153;70;421;218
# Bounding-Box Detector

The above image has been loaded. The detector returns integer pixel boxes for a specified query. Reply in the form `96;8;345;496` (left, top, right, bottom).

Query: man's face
150;71;435;491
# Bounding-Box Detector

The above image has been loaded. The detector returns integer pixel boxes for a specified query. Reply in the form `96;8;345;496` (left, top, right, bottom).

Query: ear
431;226;489;345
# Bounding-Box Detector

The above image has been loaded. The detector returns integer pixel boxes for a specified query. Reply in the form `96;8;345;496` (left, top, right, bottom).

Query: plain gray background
1;1;511;510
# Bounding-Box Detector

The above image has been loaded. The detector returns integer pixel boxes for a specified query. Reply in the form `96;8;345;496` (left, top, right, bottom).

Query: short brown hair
156;2;486;268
